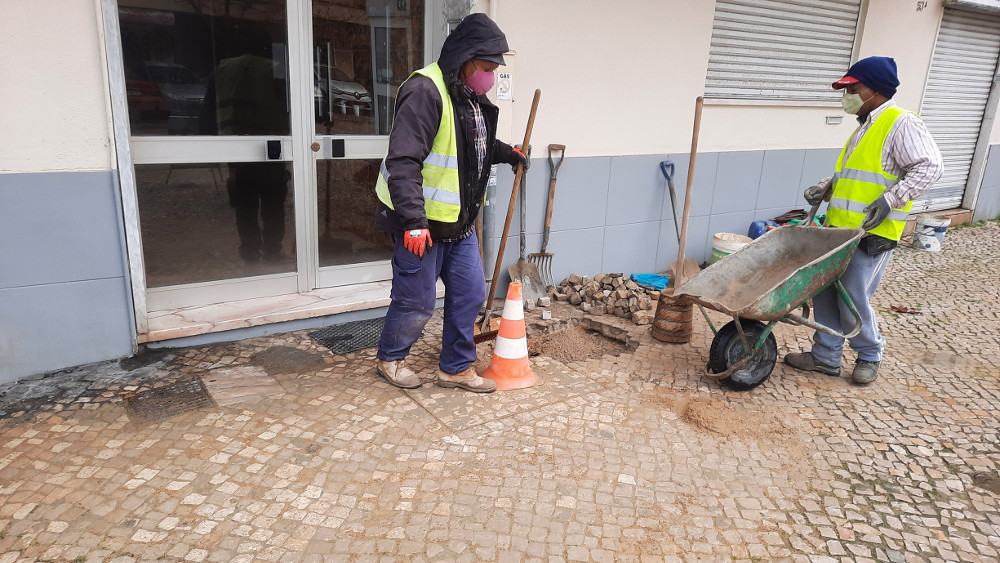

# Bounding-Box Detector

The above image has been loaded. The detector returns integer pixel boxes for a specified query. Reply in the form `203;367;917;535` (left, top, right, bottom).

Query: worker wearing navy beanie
785;56;943;385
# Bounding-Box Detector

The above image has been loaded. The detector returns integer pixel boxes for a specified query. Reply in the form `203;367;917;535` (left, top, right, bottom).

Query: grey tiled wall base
0;171;134;382
488;147;845;291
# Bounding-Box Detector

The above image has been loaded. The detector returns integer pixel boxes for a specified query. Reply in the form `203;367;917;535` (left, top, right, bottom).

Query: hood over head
437;13;508;87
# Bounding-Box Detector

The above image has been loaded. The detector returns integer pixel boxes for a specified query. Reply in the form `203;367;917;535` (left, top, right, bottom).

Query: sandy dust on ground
639;389;803;448
473;325;627;371
527;325;627;364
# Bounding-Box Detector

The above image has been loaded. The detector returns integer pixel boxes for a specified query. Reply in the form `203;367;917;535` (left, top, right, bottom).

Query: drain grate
123;377;216;424
309;317;385;355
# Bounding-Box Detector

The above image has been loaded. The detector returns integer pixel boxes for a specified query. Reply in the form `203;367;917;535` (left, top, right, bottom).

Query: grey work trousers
810;247;894;366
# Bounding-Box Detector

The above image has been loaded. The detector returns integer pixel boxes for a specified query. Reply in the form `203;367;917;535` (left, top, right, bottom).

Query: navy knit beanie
832;56;899;98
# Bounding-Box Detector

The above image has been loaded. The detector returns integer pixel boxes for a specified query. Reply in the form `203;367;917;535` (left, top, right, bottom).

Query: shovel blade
669;258;702;286
507;261;547;303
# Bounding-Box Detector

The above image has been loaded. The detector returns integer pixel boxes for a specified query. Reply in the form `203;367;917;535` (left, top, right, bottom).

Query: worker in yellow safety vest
372;14;528;393
784;56;943;385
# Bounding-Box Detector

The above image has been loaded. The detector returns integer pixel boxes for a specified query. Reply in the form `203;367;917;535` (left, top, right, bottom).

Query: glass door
309;0;426;288
118;0;431;313
120;0;303;311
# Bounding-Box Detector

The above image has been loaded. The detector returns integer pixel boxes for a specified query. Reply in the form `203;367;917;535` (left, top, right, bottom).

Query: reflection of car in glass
315;67;372;120
125;79;161;115
134;62;207;134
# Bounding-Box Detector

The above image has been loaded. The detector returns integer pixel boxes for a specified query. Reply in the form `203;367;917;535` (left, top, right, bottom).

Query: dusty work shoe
783;352;841;377
375;359;422;389
852;360;880;384
436;366;496;393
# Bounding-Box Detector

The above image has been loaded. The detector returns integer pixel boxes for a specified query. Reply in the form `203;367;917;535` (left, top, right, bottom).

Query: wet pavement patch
251;345;326;375
123;377;216;424
971;471;1000;496
309;317;385;355
118;348;172;371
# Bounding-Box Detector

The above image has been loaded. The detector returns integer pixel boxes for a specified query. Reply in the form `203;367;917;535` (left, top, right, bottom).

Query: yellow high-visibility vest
375;63;461;223
827;105;913;241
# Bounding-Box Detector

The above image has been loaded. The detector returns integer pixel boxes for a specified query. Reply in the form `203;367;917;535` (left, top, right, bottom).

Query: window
705;0;863;101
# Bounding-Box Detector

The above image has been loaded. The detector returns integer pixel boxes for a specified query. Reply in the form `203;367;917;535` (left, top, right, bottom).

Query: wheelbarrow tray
675;226;864;321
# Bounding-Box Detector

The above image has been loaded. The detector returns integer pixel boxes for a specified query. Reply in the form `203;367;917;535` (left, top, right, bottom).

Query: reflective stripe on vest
827;105;914;241
374;63;461;223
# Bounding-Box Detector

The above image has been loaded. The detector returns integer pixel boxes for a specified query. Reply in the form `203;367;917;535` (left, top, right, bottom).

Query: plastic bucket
912;215;950;252
710;232;753;264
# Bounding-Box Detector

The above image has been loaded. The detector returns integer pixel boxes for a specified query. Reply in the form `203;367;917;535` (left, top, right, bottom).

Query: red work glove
511;146;530;171
403;228;432;258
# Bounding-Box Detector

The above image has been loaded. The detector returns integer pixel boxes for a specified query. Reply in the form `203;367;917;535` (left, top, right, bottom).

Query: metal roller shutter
917;9;1000;212
705;0;862;101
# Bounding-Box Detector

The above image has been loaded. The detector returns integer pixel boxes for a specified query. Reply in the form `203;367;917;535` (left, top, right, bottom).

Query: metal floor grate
123;378;216;424
309;317;385;355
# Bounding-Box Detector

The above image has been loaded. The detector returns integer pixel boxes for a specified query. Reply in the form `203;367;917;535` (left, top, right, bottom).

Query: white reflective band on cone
493;335;528;359
501;300;524;321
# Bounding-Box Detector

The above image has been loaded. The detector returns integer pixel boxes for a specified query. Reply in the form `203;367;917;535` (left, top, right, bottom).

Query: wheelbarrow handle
798;200;823;228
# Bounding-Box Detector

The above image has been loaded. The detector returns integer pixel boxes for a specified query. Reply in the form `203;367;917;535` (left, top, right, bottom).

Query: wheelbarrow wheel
708;319;777;391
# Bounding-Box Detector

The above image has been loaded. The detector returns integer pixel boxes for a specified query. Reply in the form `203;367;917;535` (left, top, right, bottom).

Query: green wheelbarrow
674;207;866;391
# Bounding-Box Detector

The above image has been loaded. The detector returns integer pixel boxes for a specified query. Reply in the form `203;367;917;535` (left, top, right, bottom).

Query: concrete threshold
140;280;445;344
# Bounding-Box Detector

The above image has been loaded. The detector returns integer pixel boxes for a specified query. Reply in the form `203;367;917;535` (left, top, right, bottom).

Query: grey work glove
861;195;892;231
804;184;831;206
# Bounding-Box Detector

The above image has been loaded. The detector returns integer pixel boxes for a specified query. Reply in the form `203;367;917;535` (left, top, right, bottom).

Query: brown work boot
436;366;496;393
375;359;423;389
783;352;841;377
852;360;880;384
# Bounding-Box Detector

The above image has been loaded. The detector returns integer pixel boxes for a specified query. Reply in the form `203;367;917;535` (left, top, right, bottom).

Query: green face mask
842;92;866;115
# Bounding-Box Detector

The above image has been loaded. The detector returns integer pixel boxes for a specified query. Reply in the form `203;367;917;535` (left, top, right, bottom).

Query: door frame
102;0;438;337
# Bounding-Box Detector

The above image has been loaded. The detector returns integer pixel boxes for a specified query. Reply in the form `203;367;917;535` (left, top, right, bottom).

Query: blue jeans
811;248;893;366
377;230;486;375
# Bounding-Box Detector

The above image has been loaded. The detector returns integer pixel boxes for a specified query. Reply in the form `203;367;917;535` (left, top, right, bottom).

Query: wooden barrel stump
651;289;693;343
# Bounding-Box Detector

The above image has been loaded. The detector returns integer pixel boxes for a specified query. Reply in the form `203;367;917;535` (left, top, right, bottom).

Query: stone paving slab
403;357;604;433
0;222;999;562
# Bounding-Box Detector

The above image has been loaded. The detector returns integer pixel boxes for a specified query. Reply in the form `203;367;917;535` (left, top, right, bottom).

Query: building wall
487;0;944;157
0;1;134;382
481;0;971;284
975;145;1000;221
4;0;998;381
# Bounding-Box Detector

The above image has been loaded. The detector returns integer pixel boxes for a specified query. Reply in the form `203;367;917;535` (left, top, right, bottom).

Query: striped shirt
461;84;488;180
818;100;943;209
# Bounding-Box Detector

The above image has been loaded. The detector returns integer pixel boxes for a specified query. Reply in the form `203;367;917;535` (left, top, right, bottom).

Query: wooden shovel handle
675;96;703;288
484;89;542;329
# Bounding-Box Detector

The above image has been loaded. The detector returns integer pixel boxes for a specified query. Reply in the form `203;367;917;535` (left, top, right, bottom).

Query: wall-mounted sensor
826;116;843;125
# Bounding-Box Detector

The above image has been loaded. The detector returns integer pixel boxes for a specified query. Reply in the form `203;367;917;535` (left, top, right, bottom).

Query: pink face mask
464;69;495;95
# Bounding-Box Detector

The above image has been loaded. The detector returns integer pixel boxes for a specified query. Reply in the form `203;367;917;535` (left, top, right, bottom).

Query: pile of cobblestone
549;273;659;325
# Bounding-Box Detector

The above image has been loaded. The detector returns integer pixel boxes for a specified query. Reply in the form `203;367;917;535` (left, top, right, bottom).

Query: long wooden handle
540;144;565;252
675;96;703;288
484;89;542;326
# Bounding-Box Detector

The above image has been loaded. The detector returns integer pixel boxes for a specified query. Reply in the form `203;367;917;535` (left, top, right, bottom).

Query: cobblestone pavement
1;222;998;563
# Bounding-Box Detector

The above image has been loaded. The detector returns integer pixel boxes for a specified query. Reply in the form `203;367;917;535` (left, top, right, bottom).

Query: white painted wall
483;0;946;157
0;1;114;174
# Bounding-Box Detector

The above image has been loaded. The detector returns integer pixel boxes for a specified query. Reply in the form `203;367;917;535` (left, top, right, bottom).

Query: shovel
479;89;542;336
527;143;565;287
659;160;700;282
674;96;705;289
507;158;547;304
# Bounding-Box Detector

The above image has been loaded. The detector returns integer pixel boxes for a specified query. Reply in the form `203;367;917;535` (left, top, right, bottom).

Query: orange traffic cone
480;281;538;390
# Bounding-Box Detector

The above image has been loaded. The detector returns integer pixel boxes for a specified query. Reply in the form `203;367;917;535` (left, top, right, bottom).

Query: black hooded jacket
374;13;518;241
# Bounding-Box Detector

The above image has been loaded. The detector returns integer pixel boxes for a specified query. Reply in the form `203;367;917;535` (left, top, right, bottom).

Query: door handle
311;142;321;152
